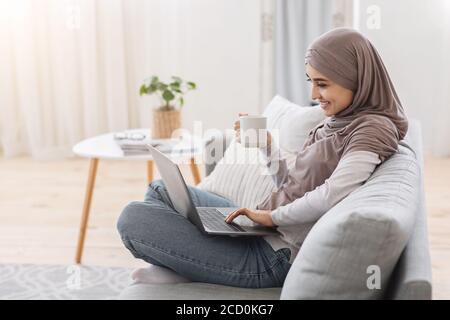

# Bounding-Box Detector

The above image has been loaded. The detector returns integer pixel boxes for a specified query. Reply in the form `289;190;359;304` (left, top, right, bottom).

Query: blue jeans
117;179;291;288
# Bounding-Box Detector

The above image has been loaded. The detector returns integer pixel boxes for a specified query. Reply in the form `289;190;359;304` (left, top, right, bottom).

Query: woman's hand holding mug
234;113;272;147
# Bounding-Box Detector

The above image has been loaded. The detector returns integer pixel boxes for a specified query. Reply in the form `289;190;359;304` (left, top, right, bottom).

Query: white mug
240;115;267;148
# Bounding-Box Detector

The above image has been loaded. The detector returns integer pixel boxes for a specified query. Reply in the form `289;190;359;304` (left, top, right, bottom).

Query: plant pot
152;109;182;139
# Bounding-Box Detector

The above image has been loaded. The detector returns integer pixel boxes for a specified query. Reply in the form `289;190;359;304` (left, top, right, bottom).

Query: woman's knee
149;179;166;191
117;199;174;240
144;179;167;202
117;201;147;240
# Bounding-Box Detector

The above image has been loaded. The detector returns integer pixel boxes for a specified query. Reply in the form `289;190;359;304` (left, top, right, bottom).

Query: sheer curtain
0;0;172;159
0;0;269;159
274;0;333;106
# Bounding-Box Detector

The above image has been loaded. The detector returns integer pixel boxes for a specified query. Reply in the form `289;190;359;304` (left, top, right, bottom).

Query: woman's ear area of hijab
305;64;354;117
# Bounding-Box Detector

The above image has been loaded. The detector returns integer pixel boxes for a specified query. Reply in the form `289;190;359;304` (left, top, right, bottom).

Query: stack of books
113;131;198;156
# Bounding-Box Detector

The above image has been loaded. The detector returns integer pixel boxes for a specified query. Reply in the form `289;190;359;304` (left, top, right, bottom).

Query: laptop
147;144;279;236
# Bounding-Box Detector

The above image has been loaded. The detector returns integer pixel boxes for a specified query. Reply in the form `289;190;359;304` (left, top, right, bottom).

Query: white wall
355;0;450;155
138;0;263;134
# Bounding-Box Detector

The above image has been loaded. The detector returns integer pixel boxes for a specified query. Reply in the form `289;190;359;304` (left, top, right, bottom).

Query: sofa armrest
203;131;234;177
384;120;432;300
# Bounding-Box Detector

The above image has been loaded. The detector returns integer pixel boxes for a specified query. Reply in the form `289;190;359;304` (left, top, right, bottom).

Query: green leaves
148;84;158;94
169;81;181;93
171;76;182;83
139;75;197;110
140;76;159;96
162;89;175;102
151;76;159;84
157;83;168;91
139;84;147;96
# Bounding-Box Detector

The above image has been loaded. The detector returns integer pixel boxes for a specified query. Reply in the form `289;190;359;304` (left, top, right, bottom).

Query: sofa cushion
280;143;420;300
119;282;281;300
197;95;325;209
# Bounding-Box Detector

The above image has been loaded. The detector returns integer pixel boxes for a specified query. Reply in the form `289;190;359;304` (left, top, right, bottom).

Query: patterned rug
0;264;133;300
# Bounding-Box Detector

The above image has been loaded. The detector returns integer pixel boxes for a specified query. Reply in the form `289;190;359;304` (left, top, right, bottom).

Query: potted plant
140;76;197;139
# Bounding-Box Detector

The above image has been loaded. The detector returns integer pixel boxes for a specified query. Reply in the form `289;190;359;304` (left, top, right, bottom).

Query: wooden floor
0;154;449;299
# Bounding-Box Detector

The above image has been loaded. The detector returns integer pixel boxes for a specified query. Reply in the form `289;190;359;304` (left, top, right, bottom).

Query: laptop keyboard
198;208;245;232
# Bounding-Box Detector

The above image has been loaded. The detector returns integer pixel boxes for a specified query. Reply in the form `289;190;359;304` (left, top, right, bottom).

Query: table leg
147;160;154;184
190;157;201;185
75;158;99;264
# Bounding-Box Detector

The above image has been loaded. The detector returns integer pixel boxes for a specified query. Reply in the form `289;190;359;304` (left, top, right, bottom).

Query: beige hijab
257;28;408;211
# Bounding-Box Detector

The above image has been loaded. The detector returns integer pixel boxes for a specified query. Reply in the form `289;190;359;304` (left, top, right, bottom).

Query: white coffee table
72;128;203;264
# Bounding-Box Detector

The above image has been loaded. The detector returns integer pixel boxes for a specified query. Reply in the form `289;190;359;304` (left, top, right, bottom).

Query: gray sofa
119;120;432;300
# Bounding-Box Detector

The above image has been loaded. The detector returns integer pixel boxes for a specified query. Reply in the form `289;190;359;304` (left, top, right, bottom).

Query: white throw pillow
198;139;296;210
264;95;325;153
197;95;326;210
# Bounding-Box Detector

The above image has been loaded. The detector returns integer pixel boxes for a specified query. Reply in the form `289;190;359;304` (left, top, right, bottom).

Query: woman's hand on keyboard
225;208;275;227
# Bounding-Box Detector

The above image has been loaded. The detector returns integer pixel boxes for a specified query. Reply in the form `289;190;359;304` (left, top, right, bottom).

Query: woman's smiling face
306;64;354;117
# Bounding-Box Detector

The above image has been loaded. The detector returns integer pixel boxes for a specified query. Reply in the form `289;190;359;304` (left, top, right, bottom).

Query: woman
117;28;408;288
